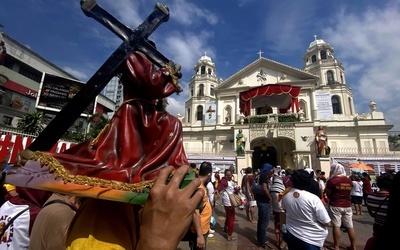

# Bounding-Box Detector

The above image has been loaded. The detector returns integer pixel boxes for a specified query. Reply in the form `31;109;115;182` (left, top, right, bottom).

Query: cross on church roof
257;50;264;59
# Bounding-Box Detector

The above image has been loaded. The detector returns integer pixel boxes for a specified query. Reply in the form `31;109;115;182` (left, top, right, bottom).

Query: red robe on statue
47;51;188;184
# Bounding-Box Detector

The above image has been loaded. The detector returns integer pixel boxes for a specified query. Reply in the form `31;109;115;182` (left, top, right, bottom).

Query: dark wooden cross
29;0;174;151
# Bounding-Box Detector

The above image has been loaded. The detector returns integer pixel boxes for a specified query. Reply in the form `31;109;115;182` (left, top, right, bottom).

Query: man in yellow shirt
183;161;213;249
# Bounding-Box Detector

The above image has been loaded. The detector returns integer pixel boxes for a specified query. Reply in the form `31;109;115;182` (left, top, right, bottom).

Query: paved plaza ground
177;203;374;250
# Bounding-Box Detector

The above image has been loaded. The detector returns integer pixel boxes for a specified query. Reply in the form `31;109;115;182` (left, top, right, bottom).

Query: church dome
198;55;213;63
306;36;333;53
308;39;327;48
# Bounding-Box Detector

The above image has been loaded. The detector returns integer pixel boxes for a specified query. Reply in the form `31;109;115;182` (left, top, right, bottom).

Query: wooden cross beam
29;0;175;151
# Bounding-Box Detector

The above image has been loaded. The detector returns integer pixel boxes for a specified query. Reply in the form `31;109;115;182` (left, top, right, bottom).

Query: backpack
251;175;264;195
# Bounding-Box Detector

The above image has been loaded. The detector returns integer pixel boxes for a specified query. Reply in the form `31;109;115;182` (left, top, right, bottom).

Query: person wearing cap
3;183;18;201
255;163;273;249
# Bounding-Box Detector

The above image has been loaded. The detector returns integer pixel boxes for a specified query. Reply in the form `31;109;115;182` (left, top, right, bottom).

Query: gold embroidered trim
90;123;109;148
29;152;155;193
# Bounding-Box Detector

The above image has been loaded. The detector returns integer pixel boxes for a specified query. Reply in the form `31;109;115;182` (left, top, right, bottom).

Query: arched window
198;84;204;96
340;73;343;84
191;87;194;97
210;86;215;96
311;55;317;63
201;66;206;75
331;96;342;114
208;68;212;75
196;106;203;120
320;50;327;60
187;108;191;123
327;71;334;84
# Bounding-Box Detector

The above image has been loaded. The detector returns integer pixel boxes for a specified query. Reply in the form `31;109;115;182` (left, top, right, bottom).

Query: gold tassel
28;152;155;193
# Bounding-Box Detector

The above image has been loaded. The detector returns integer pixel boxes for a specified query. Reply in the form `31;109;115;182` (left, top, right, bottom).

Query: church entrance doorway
252;144;277;170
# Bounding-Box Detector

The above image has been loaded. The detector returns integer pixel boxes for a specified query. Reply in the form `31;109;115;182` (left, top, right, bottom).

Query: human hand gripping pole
137;166;204;250
5;0;187;206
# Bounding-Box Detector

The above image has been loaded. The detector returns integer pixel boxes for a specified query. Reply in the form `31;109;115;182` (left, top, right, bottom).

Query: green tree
86;113;110;140
388;134;400;150
17;111;47;135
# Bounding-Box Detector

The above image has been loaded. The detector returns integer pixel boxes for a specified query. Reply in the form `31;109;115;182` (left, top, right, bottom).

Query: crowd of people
182;162;398;250
0;160;399;250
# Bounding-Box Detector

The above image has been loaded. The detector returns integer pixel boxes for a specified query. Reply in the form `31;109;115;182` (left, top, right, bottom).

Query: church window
198;84;204;96
311;55;317;63
201;66;206;75
210;86;215;96
208;68;212;75
191;87;194;97
327;71;334;84
196;106;203;120
340;73;343;83
331;96;342;114
320;50;327;60
187;108;191;123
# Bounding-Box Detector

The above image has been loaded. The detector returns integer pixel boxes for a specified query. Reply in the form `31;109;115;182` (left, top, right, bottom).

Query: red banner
0;134;76;163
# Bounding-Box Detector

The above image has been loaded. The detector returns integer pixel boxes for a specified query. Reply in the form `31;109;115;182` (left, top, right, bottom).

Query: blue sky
2;0;400;131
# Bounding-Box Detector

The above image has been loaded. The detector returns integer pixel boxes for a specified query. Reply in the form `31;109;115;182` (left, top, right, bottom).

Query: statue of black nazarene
6;1;199;249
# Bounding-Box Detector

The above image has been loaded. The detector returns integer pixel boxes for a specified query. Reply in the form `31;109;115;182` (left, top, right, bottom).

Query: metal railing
184;146;235;156
244;113;299;124
0;126;38;138
330;147;400;158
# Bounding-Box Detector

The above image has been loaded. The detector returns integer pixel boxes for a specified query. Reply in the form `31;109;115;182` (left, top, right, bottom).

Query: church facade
182;37;397;175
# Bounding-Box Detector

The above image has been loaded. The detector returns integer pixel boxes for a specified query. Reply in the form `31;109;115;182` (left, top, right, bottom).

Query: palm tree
17;111;47;135
85;113;110;140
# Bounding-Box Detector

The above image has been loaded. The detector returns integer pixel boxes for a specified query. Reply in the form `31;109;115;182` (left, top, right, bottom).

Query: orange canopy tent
349;163;374;172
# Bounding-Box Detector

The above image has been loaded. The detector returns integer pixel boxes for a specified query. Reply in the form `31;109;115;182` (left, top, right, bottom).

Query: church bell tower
184;53;219;126
303;36;355;117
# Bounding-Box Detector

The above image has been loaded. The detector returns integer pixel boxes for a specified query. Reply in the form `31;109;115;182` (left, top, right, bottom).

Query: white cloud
63;67;88;81
100;0;142;28
167;95;186;117
238;0;254;8
164;31;215;73
262;0;318;54
322;2;400;130
169;0;218;25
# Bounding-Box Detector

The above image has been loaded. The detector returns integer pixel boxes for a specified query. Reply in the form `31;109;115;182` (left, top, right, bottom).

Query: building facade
183;37;398;176
0;32;114;134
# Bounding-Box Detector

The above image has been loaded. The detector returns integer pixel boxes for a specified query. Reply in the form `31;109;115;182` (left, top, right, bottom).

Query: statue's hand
164;61;183;93
166;60;182;79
